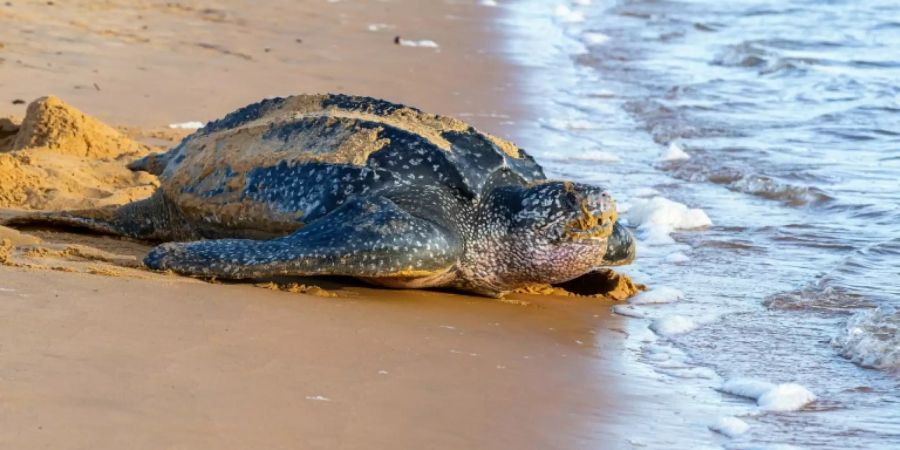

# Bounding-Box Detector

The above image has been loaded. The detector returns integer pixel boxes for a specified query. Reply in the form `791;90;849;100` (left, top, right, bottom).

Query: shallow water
497;0;900;447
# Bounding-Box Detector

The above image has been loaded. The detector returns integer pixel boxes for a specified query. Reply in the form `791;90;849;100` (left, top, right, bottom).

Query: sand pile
0;96;159;210
517;269;645;300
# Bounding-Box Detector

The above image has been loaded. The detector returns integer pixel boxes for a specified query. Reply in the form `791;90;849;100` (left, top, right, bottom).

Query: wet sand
1;267;638;449
0;1;650;448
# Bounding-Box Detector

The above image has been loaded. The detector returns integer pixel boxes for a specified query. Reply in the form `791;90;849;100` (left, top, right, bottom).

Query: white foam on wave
630;286;683;305
659;141;690;161
634;240;678;258
611;304;650;318
542;118;598;130
721;377;775;399
758;384;817;411
168;121;204;129
626;196;712;245
479;0;498;6
628;197;712;230
398;39;439;48
665;252;690;263
720;377;816;411
660;366;718;379
709;416;750;437
650;315;699;336
640;342;720;380
832;306;900;370
630;187;661;198
554;5;585;23
641;225;677;245
582;32;610;45
644;343;683;361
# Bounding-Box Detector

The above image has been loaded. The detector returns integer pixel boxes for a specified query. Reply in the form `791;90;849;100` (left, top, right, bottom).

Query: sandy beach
0;1;655;449
2;267;641;449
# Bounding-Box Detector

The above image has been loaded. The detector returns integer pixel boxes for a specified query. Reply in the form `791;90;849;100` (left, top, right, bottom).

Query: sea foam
659;141;690;161
832;306;900;370
627;196;712;230
582;32;610;45
630;187;661;198
665;252;690;263
758;384;817;411
612;304;651;318
629;286;684;305
554;5;585;23
720;377;774;399
720;377;816;411
650;315;699;336
709;416;750;437
542;118;598;130
626;196;712;244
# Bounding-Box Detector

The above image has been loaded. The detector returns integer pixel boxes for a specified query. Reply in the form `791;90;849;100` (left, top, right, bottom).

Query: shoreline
0;1;649;448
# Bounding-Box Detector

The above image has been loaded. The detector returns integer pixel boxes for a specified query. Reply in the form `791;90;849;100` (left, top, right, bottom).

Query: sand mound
10;96;146;159
0;96;159;210
517;269;646;301
0;117;18;150
0;224;42;246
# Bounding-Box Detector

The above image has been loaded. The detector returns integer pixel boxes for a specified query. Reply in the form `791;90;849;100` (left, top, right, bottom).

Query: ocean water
496;0;900;447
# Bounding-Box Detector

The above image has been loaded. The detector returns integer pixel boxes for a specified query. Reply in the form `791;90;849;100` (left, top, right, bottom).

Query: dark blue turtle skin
14;94;635;296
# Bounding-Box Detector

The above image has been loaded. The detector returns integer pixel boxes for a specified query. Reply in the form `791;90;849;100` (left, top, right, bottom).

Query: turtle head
467;181;635;293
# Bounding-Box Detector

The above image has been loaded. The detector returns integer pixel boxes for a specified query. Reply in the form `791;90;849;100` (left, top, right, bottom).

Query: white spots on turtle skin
455;181;617;293
147;191;466;278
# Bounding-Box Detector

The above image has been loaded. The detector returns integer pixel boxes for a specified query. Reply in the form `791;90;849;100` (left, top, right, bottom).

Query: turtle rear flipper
144;195;463;283
127;151;173;175
3;191;193;241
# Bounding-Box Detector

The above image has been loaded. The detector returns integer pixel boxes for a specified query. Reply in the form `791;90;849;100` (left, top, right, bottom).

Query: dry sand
0;96;163;210
0;1;653;449
0;0;526;135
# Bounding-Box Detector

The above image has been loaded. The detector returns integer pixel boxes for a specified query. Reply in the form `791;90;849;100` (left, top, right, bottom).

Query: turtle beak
601;221;636;266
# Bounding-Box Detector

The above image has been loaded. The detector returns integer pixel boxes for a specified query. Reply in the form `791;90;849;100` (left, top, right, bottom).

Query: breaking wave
832;307;900;370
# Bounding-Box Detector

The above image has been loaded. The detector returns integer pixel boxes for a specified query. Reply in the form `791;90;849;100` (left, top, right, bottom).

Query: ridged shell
155;94;545;235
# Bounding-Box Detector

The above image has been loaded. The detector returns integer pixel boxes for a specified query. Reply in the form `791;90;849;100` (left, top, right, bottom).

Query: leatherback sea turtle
13;94;635;297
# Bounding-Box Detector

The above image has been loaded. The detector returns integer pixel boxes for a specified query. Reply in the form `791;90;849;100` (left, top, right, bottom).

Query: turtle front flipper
3;191;194;241
144;195;463;285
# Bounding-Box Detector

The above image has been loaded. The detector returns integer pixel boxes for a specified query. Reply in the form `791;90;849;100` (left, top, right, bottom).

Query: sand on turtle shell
152;94;531;233
0;96;160;210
